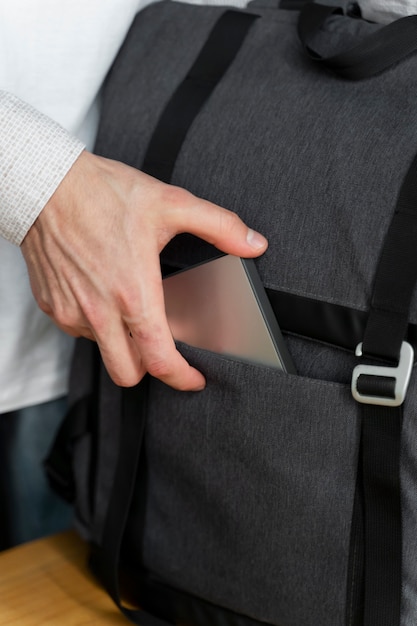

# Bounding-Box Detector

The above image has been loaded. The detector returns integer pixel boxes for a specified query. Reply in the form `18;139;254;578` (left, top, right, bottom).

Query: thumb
175;193;268;258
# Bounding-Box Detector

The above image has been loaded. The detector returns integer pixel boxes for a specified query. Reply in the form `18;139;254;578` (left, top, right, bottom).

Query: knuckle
124;320;174;380
127;313;164;345
161;184;192;211
80;300;108;336
219;209;241;234
115;289;141;318
50;303;74;329
112;371;142;388
129;323;155;345
36;296;53;316
88;314;107;338
146;357;172;379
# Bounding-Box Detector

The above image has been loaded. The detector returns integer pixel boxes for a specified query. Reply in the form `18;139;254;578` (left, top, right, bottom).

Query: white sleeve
0;91;85;246
358;0;416;24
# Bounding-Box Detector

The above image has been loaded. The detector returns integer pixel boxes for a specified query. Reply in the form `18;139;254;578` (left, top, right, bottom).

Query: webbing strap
142;10;259;183
89;10;259;625
90;381;170;626
361;403;402;626
363;152;417;360
355;154;417;626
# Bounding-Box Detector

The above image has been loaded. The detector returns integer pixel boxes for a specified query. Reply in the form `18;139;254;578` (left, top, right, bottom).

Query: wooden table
0;531;128;625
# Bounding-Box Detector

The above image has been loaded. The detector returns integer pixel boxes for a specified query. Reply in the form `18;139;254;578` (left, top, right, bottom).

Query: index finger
123;261;206;391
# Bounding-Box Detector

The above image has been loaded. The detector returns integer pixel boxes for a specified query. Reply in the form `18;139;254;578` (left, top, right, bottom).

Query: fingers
89;312;206;391
90;177;268;390
87;249;206;391
93;322;146;387
120;261;207;391
21;153;268;392
161;186;268;258
127;322;206;391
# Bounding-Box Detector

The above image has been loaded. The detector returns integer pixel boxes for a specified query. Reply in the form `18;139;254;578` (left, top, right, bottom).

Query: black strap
298;3;417;79
89;10;258;625
279;0;310;10
43;400;89;504
44;340;102;507
89;381;171;626
363;152;417;361
360;403;403;626
353;156;417;626
142;10;259;183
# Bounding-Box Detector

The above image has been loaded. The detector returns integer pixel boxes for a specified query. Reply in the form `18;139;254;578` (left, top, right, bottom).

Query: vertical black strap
354;157;417;626
353;153;417;626
352;157;417;626
362;152;417;361
142;10;259;183
89;10;259;625
360;404;402;626
90;380;170;626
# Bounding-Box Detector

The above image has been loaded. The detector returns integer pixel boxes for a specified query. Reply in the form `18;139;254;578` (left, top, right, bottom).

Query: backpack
45;2;417;625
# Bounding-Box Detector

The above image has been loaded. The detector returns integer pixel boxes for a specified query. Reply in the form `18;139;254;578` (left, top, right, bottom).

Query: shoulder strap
89;380;170;626
348;156;417;626
298;2;417;79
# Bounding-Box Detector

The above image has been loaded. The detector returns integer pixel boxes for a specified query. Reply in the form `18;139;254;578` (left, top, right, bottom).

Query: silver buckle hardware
351;341;414;407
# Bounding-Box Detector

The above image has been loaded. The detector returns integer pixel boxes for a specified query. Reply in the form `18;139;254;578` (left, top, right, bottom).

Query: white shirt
0;0;163;412
359;0;416;23
0;0;412;412
0;0;248;413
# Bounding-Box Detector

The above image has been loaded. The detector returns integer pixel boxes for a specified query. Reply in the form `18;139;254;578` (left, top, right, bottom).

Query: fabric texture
0;93;84;245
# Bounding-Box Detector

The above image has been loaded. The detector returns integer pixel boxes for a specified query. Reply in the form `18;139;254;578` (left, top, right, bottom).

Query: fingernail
193;377;206;391
247;228;267;250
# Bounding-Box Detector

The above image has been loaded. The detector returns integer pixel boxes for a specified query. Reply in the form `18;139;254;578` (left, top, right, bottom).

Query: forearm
0;91;84;245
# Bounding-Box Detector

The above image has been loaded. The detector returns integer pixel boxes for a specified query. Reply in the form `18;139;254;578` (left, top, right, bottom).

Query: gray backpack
45;2;417;625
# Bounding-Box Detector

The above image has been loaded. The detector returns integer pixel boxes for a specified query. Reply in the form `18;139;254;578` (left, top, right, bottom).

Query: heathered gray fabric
68;2;417;625
134;344;361;626
95;2;417;321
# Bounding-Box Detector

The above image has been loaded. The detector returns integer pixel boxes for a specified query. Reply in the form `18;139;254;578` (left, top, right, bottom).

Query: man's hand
21;150;268;390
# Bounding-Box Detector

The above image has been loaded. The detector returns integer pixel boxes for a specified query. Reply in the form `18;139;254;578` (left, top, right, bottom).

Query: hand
21;150;268;390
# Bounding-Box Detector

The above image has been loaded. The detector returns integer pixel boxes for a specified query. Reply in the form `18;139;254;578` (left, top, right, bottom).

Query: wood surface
0;530;128;625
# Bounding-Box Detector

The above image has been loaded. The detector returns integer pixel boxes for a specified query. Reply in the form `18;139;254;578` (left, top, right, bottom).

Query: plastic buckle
351;341;414;407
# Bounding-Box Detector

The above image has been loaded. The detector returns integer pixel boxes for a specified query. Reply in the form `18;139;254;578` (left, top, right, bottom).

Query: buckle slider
351;341;414;406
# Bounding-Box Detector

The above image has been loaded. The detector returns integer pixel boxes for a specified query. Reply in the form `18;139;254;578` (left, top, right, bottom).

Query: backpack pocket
126;341;361;626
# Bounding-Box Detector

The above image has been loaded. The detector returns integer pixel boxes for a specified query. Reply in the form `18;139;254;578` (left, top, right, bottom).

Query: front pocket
130;343;361;626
